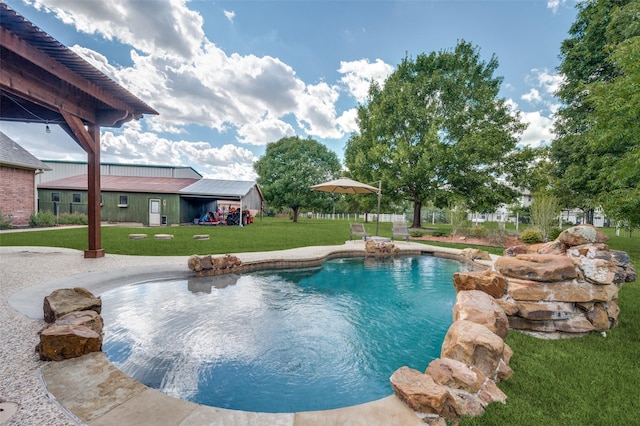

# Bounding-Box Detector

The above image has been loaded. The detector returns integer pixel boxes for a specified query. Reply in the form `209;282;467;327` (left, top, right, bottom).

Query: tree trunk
292;206;299;222
412;199;422;228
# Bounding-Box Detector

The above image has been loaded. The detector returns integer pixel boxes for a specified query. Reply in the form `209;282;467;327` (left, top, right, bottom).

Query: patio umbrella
311;178;382;235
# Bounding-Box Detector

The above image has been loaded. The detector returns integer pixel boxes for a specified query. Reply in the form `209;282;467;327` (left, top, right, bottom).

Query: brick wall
0;166;36;226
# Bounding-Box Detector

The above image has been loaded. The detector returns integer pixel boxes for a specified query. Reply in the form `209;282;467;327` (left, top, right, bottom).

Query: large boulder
453;290;509;339
557;224;608;247
494;254;577;282
390;366;458;418
37;324;102;361
441;320;510;380
453;270;507;298
43;288;101;323
507;278;618;303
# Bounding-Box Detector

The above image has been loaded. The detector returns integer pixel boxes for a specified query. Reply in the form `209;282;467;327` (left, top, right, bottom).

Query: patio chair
392;221;410;242
350;223;370;241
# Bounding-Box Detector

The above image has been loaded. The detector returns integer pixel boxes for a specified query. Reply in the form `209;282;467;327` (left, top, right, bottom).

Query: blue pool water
101;255;465;413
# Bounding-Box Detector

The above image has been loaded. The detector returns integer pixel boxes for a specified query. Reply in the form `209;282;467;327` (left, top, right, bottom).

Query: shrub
0;210;13;229
409;230;424;238
29;211;57;227
431;231;449;237
521;227;543;243
548;227;563;241
470;224;488;239
58;212;89;225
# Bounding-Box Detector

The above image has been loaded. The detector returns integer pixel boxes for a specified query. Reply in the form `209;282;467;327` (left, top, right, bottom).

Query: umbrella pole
375;180;381;236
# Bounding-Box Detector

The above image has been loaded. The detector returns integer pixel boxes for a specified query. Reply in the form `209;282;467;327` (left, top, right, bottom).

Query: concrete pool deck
1;242;483;425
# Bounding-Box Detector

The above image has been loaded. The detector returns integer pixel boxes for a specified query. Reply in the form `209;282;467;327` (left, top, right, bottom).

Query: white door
149;199;161;226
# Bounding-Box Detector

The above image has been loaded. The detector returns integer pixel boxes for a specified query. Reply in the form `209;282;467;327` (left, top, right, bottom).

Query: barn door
149;198;161;226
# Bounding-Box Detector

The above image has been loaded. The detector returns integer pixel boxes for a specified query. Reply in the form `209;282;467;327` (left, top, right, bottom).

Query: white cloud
518;111;555;148
31;0;205;60
336;108;360;135
100;129;258;179
338;59;394;103
223;10;235;23
24;0;364;152
521;88;542;104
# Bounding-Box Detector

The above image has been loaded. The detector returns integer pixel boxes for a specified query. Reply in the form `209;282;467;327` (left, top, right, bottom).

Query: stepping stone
193;234;210;240
154;234;174;240
128;234;147;239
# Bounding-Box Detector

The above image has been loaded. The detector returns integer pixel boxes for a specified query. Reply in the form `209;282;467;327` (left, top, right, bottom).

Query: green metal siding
37;189;183;226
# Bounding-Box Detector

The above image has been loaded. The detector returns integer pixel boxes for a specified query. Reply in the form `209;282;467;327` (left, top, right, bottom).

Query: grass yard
1;218;638;424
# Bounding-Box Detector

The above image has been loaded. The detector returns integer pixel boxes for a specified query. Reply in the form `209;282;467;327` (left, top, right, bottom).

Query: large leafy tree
583;2;640;228
254;136;341;222
345;40;530;228
551;0;635;224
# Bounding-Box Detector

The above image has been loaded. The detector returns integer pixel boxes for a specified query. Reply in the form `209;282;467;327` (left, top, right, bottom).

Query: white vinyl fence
309;212;407;223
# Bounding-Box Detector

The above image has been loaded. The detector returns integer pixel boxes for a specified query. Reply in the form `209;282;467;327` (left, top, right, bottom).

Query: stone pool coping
5;241;494;425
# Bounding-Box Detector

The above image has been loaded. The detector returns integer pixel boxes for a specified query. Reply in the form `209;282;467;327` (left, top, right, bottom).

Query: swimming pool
101;255;465;413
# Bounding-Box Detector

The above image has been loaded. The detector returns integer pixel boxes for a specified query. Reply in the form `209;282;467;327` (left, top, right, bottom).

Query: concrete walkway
0;242;465;425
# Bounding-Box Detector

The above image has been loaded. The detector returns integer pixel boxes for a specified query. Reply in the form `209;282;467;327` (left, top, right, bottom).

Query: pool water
101;255;464;413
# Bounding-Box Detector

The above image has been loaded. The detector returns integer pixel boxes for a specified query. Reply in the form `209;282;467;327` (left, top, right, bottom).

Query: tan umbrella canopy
311;178;382;235
311;178;380;194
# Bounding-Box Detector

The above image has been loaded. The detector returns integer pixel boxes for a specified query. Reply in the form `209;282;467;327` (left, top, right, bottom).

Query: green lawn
1;218;638;424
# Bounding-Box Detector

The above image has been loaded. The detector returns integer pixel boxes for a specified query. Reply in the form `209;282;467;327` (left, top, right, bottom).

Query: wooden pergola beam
1;3;158;258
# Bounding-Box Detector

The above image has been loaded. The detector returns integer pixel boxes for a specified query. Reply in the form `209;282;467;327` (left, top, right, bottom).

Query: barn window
51;193;60;202
73;193;81;203
118;195;129;207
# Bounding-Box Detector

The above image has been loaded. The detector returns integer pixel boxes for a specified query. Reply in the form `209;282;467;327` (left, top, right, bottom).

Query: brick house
0;132;51;226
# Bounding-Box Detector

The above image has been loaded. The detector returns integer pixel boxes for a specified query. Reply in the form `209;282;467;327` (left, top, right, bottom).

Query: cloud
100;129;258;179
224;10;235;23
338;58;394;103
546;0;583;13
518;111;555;148
23;0;380;155
521;68;564;114
31;0;205;60
521;89;542;104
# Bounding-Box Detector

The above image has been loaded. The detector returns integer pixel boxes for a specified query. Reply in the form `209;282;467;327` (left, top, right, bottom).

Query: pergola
0;4;158;258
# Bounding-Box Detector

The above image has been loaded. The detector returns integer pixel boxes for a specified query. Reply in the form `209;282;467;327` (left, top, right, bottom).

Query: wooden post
84;124;104;258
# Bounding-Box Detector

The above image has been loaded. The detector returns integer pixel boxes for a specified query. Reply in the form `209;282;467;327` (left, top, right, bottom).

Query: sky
1;0;580;181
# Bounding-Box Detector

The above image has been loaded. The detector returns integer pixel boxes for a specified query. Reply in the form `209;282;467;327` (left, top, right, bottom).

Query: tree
345;40;531;228
530;191;560;240
253;136;341;222
583;2;640;230
551;0;635;224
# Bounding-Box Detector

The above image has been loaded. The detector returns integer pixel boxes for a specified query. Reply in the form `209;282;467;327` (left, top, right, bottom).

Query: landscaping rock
507;278;619;303
390;366;458;418
453;270;506;298
43;288;101;323
425;358;486;393
53;310;104;334
515;301;575;321
441;320;507;380
453;290;509;339
37;324;102;361
557;224;608;246
460;248;492;261
494;254;578;282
